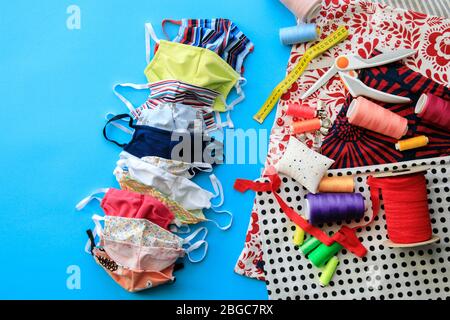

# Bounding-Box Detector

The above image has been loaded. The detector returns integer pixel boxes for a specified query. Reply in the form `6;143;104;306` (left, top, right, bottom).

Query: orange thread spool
291;118;321;134
347;97;408;139
318;176;354;193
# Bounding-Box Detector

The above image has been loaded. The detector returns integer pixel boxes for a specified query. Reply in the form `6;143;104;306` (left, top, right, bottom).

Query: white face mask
114;156;224;212
137;103;205;132
119;151;212;179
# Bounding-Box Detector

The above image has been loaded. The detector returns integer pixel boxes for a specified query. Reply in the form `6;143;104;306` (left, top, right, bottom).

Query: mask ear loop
103;114;135;148
84;214;105;254
145;22;160;65
105;113;135;135
205;175;234;230
161;19;182;40
185;240;208;263
75;188;110;211
113;83;152;116
182;227;209;263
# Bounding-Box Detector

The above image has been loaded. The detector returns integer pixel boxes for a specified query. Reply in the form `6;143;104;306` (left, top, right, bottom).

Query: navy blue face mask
103;114;223;165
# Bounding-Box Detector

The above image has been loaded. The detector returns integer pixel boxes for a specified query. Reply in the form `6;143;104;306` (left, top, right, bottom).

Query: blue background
0;0;295;299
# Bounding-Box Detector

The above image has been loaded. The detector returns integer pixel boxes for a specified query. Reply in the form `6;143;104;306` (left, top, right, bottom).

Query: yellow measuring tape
254;26;349;124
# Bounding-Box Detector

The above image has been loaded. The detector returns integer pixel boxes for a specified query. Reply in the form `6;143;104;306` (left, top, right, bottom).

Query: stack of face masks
77;19;253;292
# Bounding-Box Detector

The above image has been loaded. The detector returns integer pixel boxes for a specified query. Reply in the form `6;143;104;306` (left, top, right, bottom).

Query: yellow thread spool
293;226;305;246
395;135;429;151
319;256;340;287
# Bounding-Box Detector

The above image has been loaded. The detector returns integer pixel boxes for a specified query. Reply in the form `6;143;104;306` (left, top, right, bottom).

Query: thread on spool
305;193;365;225
300;236;322;255
319;256;339;287
318;176;354;193
293;226;305;246
291;118;322;134
367;173;433;245
279;24;319;46
347;96;408;139
395;135;429;151
280;0;322;22
286;103;317;119
415;93;450;130
308;242;343;267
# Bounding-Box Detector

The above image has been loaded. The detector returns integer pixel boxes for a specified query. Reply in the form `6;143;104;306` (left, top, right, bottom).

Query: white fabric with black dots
276;137;335;194
258;156;450;300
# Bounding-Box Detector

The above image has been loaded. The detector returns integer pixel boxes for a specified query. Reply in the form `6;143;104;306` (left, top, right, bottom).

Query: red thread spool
286;103;317;119
367;172;439;247
291;118;322;134
415;93;450;131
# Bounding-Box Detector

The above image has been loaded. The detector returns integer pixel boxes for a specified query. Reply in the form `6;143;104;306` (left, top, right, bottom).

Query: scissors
300;49;417;104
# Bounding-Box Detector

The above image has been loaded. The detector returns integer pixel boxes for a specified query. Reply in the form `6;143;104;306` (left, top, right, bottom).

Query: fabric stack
77;19;254;292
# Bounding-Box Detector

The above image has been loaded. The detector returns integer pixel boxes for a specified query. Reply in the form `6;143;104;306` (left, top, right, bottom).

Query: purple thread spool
305;193;366;225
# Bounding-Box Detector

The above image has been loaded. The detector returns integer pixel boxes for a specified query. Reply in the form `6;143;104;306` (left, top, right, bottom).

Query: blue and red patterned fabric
322;62;450;169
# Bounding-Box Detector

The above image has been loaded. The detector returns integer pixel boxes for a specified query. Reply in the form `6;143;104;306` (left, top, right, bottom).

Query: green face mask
144;23;246;113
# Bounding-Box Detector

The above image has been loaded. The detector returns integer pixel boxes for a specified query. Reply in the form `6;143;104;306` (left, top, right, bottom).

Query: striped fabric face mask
144;23;247;114
161;18;254;76
112;80;222;131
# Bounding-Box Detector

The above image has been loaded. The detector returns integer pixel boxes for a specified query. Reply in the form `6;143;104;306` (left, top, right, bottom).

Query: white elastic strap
145;22;160;65
207;208;233;231
170;222;191;234
209;174;225;208
113;83;151;115
191;162;213;173
105;113;135;135
185;240;208;263
75;188;109;211
92;214;105;237
226;78;247;111
214;110;234;130
182;226;208;246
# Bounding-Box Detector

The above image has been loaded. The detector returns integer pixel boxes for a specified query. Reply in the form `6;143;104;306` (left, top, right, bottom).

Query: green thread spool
293;226;305;246
319;256;340;287
308;242;343;267
300;236;322;255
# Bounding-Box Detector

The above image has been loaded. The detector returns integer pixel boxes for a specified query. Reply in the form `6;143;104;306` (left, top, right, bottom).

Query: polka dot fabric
258;156;450;300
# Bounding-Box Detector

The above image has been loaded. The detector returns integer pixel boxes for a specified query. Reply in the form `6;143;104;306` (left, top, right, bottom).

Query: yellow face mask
144;23;246;113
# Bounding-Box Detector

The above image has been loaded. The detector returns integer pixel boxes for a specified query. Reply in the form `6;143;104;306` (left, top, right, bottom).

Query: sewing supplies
367;171;440;247
305;193;365;225
300;236;322;255
319;256;339;287
318;176;354;193
301;49;416;103
279;24;320;45
286;103;317;119
293;225;305;246
291;118;322;134
254;26;349;123
395;135;429;152
276;136;335;193
415;93;450;130
347;96;408;139
308;242;343;268
279;0;322;22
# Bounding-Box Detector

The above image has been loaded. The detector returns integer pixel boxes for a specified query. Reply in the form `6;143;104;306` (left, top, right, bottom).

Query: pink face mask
76;188;175;230
90;215;208;272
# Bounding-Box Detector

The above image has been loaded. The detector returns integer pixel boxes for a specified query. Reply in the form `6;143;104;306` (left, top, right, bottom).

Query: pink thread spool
286;103;317;119
280;0;322;22
347;97;408;139
415;93;450;131
291;118;322;134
